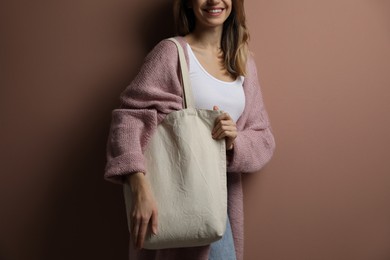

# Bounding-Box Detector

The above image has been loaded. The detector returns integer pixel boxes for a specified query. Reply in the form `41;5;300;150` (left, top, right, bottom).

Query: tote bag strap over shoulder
167;38;195;109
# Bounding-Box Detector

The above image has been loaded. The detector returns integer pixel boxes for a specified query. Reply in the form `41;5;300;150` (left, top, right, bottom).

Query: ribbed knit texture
105;36;276;260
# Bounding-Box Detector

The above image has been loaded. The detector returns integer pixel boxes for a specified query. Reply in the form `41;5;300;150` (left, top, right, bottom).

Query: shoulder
143;38;177;64
145;36;188;64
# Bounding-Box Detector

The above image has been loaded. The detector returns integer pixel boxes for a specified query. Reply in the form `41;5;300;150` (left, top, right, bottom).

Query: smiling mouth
204;8;224;14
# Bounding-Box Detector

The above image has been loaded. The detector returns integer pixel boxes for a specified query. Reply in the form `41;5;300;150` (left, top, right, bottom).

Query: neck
188;25;223;51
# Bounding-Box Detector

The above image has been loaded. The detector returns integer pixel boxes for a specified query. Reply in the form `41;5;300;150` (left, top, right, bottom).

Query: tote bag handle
167;38;195;109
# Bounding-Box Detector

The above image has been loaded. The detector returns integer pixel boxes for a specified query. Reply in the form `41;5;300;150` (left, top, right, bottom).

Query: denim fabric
208;215;236;260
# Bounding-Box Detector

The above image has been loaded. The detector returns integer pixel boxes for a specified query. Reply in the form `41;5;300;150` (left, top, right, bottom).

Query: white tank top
186;43;246;123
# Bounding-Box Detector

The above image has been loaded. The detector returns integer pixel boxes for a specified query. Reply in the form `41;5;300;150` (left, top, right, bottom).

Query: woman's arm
127;172;158;249
105;39;184;249
104;39;184;184
226;57;276;173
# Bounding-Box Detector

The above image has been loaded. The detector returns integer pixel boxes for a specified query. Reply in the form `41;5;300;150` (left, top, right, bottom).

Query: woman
105;0;275;259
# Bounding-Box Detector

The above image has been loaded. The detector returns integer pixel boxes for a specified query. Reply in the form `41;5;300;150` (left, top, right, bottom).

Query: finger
213;119;236;135
212;126;235;139
215;119;236;130
213;115;234;132
212;124;237;138
213;105;219;110
213;129;237;140
137;218;149;249
151;210;158;235
214;123;237;137
212;124;228;137
216;112;232;122
132;218;140;246
214;114;229;129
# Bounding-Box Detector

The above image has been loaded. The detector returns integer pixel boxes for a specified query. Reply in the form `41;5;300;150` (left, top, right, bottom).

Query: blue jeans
209;215;237;260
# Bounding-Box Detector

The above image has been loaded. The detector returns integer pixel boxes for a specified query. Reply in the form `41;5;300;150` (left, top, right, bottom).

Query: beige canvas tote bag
123;38;227;249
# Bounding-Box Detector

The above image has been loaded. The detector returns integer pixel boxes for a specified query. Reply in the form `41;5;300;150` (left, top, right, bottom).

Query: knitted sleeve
227;56;276;173
104;39;183;184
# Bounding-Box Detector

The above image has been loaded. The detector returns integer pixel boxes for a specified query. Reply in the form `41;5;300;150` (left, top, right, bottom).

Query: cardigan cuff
105;152;146;185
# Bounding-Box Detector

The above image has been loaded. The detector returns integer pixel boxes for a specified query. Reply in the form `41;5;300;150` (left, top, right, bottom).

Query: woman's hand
127;172;158;249
212;106;237;150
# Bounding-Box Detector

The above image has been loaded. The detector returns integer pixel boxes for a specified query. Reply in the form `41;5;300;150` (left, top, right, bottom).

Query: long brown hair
173;0;250;77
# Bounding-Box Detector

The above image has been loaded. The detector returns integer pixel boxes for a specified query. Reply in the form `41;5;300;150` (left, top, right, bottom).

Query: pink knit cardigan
105;36;275;260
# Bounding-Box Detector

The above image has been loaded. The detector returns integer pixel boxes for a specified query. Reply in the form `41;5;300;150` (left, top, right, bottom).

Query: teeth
208;9;222;13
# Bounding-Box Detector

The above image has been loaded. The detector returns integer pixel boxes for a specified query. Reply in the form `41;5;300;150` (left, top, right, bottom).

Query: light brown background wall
1;0;389;260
